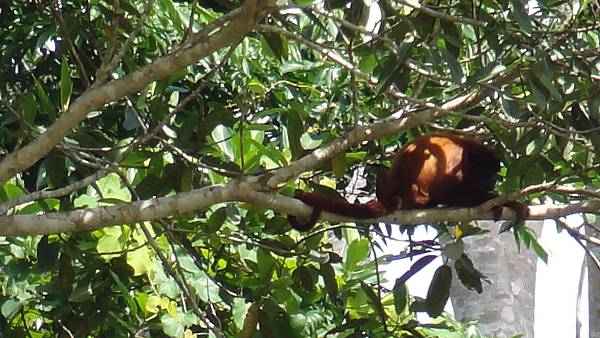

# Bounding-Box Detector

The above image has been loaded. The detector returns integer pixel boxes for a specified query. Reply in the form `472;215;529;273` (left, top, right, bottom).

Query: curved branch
2;175;598;236
0;183;237;236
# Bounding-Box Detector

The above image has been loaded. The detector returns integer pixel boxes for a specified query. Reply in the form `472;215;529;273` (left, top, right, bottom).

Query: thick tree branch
2;175;598;236
0;184;237;236
239;190;600;226
0;0;276;183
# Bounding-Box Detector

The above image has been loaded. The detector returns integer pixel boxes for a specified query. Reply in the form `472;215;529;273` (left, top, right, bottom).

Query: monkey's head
465;145;501;191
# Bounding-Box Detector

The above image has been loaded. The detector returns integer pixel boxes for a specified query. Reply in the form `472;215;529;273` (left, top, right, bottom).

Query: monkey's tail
288;190;387;231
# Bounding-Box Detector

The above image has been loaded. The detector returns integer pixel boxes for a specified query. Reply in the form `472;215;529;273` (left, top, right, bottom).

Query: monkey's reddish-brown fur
288;134;528;231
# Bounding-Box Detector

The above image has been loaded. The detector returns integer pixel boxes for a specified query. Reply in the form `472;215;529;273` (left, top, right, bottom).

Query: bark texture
588;218;600;338
450;220;542;338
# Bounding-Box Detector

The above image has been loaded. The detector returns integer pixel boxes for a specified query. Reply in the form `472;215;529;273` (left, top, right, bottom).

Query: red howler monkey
288;134;529;231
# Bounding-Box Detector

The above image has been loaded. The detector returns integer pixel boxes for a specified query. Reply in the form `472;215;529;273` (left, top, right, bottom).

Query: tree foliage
0;0;598;336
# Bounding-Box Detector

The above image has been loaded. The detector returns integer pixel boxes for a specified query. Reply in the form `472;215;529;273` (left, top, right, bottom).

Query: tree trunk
588;217;600;338
450;221;542;338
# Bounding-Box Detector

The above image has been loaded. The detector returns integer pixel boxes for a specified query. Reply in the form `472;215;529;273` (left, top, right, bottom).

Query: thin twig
97;0;155;83
51;0;91;88
556;218;600;270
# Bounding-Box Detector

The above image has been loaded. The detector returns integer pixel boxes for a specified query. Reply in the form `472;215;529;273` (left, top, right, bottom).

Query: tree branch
0;183;236;235
238;189;600;226
2;175;598;236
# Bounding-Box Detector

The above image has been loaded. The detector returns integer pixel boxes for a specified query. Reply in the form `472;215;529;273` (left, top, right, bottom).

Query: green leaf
0;183;24;201
97;173;131;201
247;138;288;166
212;124;235;161
499;221;514;234
376;55;404;94
286;107;304;160
206;207;227;232
293;265;315;291
530;61;562;102
331;152;346;180
123;109;140;130
396;40;414;65
109;270;139;315
180;166;193;192
345;238;370;271
161;314;185;338
187;270;223;303
300;132;323;150
442;49;463;83
21;92;37;125
59;253;74;298
441;239;464;260
97;226;126;260
143;295;161;314
127;245;153;276
202;102;235;137
73;194;100;208
1;299;21;320
200;155;242;178
258;300;302;338
501;96;523;118
248;78;268;96
44;151;68;188
465;64;506;86
358;54;377;74
60;56;73;111
531;238;548;264
518;226;548;263
413;12;435;39
233;298;253;331
262;32;287;61
157;0;185;32
33;76;55;121
257;248;275;280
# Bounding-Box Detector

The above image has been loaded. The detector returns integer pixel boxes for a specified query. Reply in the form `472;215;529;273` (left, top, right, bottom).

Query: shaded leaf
320;263;338;300
286;107;304;160
397;255;438;284
509;0;533;33
60;56;73;111
426;265;452;317
454;254;484;293
393;280;408;314
37;235;59;272
361;282;386;322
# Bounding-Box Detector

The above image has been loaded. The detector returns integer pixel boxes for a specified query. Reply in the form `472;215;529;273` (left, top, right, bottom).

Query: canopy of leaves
0;0;598;336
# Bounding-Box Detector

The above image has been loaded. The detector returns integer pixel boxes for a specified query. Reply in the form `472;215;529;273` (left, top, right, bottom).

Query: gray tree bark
587;217;600;338
450;221;542;338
